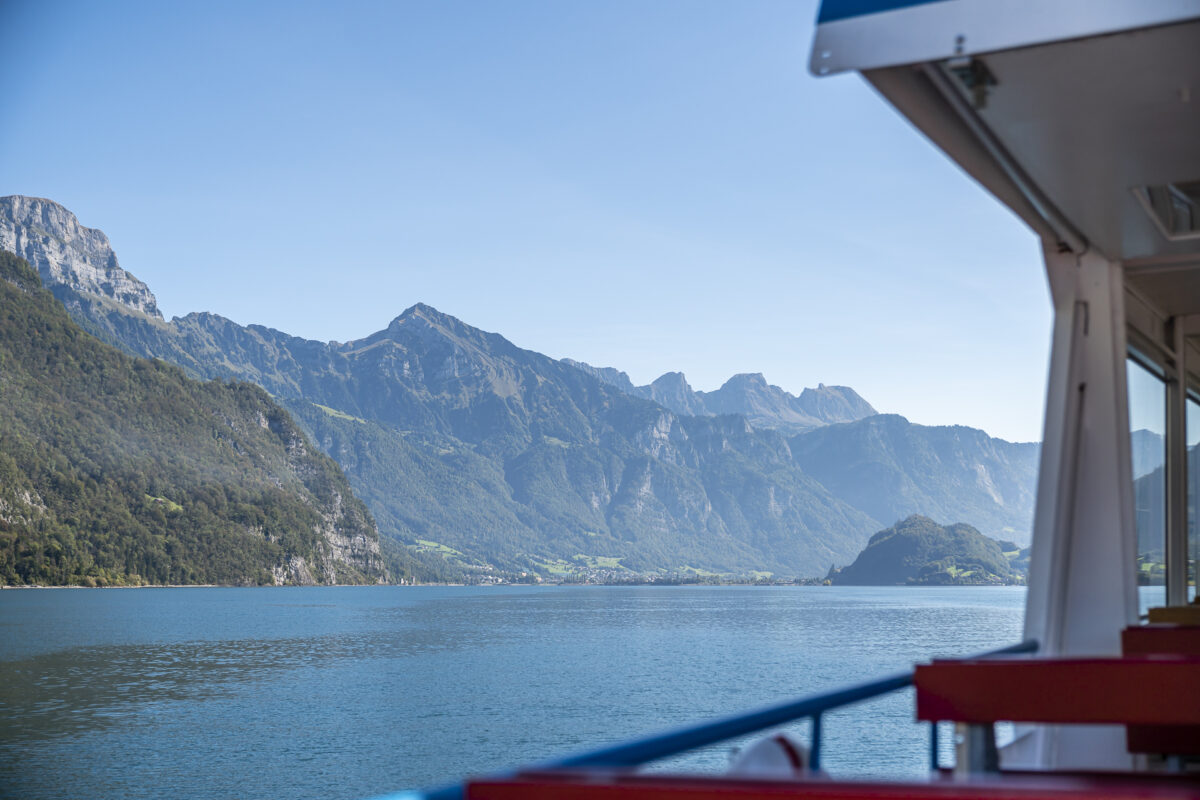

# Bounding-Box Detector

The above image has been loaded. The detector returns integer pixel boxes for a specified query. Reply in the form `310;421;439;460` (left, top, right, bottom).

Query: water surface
0;585;1025;799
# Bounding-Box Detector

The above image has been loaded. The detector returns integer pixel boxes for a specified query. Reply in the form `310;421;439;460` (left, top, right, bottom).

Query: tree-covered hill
831;515;1025;586
0;250;395;586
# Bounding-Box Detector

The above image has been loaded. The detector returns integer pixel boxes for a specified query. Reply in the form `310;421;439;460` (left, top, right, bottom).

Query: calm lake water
0;585;1025;800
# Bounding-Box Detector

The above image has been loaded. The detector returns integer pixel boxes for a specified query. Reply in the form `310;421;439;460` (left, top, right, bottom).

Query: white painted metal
919;63;1085;254
810;0;1200;77
1019;247;1139;770
967;22;1200;264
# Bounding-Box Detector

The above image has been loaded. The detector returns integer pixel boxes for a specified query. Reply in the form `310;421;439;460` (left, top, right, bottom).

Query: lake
0;585;1025;799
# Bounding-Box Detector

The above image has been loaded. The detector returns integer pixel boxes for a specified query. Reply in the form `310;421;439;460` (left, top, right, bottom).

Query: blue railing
384;639;1038;800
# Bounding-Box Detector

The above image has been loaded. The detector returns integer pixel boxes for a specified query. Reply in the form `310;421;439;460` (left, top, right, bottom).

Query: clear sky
1;0;1050;442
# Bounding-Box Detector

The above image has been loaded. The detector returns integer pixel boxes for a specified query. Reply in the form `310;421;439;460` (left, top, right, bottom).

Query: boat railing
394;639;1039;800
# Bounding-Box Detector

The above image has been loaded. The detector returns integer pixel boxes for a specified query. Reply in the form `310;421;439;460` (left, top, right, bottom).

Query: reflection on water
2;629;454;742
0;586;1025;800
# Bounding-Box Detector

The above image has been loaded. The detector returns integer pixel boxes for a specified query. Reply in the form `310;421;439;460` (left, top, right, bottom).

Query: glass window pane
1188;395;1199;602
1128;359;1166;615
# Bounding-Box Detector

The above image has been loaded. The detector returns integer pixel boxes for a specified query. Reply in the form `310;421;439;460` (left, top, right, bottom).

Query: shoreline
2;581;1026;590
0;583;451;589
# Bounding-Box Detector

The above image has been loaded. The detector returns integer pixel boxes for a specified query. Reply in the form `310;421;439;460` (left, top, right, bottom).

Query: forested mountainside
831;515;1027;586
0;250;391;586
563;359;876;433
1;195;1042;579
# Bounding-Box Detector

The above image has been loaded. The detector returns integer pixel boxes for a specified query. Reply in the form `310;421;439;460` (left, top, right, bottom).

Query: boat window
1188;394;1199;602
1133;182;1200;242
1127;358;1167;615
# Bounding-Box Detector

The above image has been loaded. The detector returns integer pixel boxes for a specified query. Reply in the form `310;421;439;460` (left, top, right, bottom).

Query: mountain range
563;361;876;433
0;195;1042;581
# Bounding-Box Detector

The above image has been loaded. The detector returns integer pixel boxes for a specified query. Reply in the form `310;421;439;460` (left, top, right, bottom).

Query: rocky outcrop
0;196;161;318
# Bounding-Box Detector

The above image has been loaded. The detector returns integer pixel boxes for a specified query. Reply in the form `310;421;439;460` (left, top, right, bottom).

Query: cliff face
789;414;1039;543
0;196;161;318
254;404;388;585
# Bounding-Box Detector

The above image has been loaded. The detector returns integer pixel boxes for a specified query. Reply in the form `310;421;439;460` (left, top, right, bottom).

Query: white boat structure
389;3;1200;797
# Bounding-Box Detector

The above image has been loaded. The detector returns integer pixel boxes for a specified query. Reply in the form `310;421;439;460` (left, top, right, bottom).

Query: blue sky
1;0;1049;442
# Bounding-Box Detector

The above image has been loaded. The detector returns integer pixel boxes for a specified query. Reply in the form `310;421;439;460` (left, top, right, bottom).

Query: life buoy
728;733;826;778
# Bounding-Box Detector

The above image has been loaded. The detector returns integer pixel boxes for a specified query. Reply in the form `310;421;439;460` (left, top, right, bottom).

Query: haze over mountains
0;195;1042;581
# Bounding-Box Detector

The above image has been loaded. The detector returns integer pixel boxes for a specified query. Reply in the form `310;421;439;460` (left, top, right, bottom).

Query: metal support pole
810;713;823;772
955;723;999;775
930;721;940;772
1167;316;1189;606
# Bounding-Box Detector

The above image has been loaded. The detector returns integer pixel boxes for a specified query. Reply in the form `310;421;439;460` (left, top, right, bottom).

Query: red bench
1122;624;1200;754
914;657;1200;727
914;656;1200;756
467;771;1200;800
1123;624;1200;658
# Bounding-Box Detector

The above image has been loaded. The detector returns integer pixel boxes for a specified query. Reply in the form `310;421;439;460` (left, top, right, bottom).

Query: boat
383;2;1200;797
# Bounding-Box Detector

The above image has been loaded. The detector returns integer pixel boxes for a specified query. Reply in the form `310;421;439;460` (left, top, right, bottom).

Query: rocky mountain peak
562;359;638;394
702;372;784;417
562;358;879;434
0;195;161;318
398;301;441;320
379;303;471;348
646;371;707;416
796;384;877;423
390;302;489;337
724;372;768;387
651;371;691;391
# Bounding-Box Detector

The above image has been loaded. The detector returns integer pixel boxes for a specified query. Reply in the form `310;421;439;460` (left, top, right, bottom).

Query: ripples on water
0;585;1025;800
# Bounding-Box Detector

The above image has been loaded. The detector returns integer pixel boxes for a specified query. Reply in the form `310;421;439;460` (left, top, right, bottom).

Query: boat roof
811;1;1200;377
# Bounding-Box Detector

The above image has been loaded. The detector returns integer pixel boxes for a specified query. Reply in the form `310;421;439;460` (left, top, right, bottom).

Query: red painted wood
1119;627;1200;752
467;773;1200;800
913;658;1200;725
1123;625;1200;657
